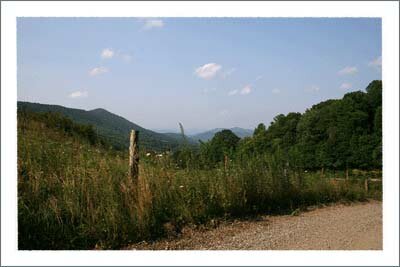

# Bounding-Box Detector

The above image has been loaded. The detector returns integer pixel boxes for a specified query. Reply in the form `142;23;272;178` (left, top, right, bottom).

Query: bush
18;113;381;250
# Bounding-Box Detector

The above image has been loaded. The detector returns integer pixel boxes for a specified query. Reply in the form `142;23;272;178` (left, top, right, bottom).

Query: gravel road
128;200;382;250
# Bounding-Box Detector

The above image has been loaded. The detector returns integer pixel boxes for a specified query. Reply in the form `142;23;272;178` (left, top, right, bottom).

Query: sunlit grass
18;117;380;250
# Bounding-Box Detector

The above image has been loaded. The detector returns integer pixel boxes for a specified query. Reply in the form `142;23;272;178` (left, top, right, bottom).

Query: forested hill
17;101;183;151
17;80;382;168
191;127;253;142
236;80;382;170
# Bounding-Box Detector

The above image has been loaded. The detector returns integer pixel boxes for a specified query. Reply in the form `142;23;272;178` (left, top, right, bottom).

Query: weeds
18;115;380;250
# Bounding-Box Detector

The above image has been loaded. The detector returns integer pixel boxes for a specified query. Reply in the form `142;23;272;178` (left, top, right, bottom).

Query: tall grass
18;118;379;250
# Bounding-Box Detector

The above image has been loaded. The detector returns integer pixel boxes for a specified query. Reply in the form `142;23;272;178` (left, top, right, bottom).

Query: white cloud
240;85;252;95
305;85;320;93
143;19;164;30
340;83;352;90
338;66;358;75
228;85;252;96
272;88;281;94
69;90;88;98
195;63;222;79
368;56;382;69
221;68;236;79
89;66;109;76
101;48;114;59
254;75;263;82
228;89;238;96
100;48;132;62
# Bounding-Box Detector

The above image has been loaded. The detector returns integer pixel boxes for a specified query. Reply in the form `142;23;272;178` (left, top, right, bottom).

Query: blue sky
17;18;381;134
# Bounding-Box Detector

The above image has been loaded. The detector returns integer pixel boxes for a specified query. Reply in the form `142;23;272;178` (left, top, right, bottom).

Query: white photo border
1;1;399;266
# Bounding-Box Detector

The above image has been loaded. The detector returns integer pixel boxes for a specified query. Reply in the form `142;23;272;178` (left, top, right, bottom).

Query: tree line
173;80;382;171
17;109;111;147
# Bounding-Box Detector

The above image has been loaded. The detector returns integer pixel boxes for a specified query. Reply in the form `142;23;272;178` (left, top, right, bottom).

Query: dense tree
200;129;240;166
366;80;382;111
237;80;382;171
251;123;269;155
17;110;105;146
17;101;185;152
265;112;302;153
253;123;267;137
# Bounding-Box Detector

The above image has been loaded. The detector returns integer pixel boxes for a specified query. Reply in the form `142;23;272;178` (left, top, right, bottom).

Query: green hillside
17;101;183;151
18;81;381;250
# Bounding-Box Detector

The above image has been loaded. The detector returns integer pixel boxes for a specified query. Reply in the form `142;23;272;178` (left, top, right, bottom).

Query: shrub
18;113;381;249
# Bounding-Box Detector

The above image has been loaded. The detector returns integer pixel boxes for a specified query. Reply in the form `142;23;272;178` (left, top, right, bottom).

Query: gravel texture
128;200;382;250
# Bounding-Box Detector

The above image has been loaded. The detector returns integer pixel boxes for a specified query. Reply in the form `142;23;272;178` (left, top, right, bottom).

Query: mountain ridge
17;101;183;151
17;101;253;149
190;127;253;142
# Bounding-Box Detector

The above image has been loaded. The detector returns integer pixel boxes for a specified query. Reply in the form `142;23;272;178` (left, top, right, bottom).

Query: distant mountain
17;101;185;151
190;127;253;142
150;128;179;134
163;132;198;145
229;127;254;138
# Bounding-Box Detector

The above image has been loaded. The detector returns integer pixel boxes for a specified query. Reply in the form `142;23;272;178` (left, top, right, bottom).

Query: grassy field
18;115;381;250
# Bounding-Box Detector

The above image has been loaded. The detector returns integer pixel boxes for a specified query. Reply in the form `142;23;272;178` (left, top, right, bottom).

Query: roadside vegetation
18;80;382;249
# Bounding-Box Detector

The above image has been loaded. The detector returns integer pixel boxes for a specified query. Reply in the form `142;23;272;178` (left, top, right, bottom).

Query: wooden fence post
129;130;139;182
364;179;368;193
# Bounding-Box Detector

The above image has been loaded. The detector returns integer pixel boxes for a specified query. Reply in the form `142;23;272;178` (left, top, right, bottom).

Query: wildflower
179;185;184;189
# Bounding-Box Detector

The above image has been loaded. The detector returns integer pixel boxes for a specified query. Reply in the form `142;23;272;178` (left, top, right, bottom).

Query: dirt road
129;200;382;250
